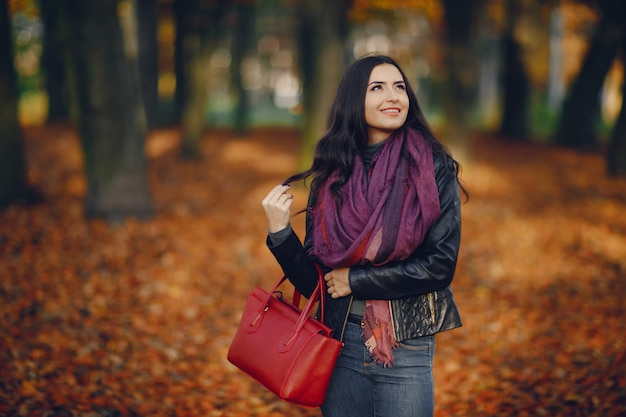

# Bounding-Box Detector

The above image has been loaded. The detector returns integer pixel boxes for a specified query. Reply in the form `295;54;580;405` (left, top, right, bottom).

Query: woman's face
364;63;409;144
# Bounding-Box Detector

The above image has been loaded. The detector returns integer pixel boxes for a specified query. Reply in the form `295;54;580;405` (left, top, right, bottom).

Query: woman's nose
387;92;400;102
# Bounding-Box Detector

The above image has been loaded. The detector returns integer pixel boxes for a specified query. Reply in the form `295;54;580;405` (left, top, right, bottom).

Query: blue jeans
321;320;435;417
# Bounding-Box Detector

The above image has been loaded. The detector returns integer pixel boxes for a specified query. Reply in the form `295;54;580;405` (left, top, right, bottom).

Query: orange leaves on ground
1;126;625;416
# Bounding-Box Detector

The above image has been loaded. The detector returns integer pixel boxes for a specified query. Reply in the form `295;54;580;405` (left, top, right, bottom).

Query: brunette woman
262;54;465;417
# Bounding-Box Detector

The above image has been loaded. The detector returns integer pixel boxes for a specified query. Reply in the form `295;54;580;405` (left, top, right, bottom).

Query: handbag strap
259;263;343;349
289;264;350;343
279;267;327;350
291;263;325;322
260;263;324;317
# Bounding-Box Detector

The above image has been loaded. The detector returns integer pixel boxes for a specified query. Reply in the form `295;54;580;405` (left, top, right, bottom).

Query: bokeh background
1;0;625;416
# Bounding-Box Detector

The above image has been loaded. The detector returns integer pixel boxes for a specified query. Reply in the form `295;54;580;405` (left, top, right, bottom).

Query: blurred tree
230;0;254;134
173;0;228;158
172;0;187;122
607;29;626;176
40;0;158;128
441;0;479;160
555;0;624;149
137;0;159;130
499;0;529;139
40;0;70;121
0;0;32;208
547;2;565;112
296;0;351;169
63;0;153;222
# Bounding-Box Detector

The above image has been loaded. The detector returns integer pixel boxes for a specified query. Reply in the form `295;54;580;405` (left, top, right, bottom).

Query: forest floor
1;124;625;417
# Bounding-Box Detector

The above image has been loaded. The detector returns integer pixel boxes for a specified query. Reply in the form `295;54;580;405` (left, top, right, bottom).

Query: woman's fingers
262;184;291;206
262;184;294;232
324;268;352;299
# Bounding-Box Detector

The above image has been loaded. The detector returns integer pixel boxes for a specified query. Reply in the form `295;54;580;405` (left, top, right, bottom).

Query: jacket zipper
428;292;436;325
339;296;353;343
389;300;397;340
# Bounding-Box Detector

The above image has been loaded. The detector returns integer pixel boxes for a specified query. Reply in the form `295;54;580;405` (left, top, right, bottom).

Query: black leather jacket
267;152;462;342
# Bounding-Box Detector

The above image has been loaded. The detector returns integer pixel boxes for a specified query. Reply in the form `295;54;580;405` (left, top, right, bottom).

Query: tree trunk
476;12;499;128
607;29;626;177
297;0;350;170
65;0;153;222
231;1;253;134
547;5;565;111
179;31;211;159
555;0;624;149
136;0;159;130
499;0;529;139
441;0;479;162
173;0;187;122
0;0;32;208
40;0;69;122
174;0;227;159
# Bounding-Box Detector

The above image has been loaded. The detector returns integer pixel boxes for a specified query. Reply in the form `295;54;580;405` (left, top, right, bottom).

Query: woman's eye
396;84;406;91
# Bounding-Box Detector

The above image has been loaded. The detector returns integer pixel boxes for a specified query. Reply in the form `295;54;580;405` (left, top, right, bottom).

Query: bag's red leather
227;265;342;407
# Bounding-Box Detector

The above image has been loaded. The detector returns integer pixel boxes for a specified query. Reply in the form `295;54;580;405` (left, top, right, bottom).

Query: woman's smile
380;107;401;115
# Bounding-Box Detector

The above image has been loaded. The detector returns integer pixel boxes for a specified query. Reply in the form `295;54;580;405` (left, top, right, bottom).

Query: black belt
347;313;363;325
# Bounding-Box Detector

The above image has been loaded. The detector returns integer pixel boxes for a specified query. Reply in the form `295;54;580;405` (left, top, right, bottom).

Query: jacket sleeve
348;154;462;300
266;213;320;298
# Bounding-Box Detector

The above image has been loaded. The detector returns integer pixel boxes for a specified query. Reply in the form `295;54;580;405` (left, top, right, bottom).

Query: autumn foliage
1;125;625;416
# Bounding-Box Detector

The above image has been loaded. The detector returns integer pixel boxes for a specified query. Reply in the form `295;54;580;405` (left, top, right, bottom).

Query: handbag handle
250;264;327;352
291;263;325;323
279;267;324;351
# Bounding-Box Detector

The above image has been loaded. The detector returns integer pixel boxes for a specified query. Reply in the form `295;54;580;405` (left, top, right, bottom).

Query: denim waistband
347;313;363;325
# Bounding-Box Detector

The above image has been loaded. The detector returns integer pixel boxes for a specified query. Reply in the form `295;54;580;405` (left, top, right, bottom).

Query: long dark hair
285;54;467;203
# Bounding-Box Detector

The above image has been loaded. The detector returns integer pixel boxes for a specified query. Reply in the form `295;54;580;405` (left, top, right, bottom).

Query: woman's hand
261;184;294;232
325;268;352;299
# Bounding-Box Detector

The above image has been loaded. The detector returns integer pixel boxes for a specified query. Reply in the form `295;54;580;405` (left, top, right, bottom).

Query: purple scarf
309;128;441;366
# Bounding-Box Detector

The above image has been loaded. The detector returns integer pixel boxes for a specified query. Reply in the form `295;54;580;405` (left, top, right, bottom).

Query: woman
262;54;466;417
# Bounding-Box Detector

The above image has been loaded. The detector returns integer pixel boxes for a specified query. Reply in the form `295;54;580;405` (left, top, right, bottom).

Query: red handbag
227;264;343;407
